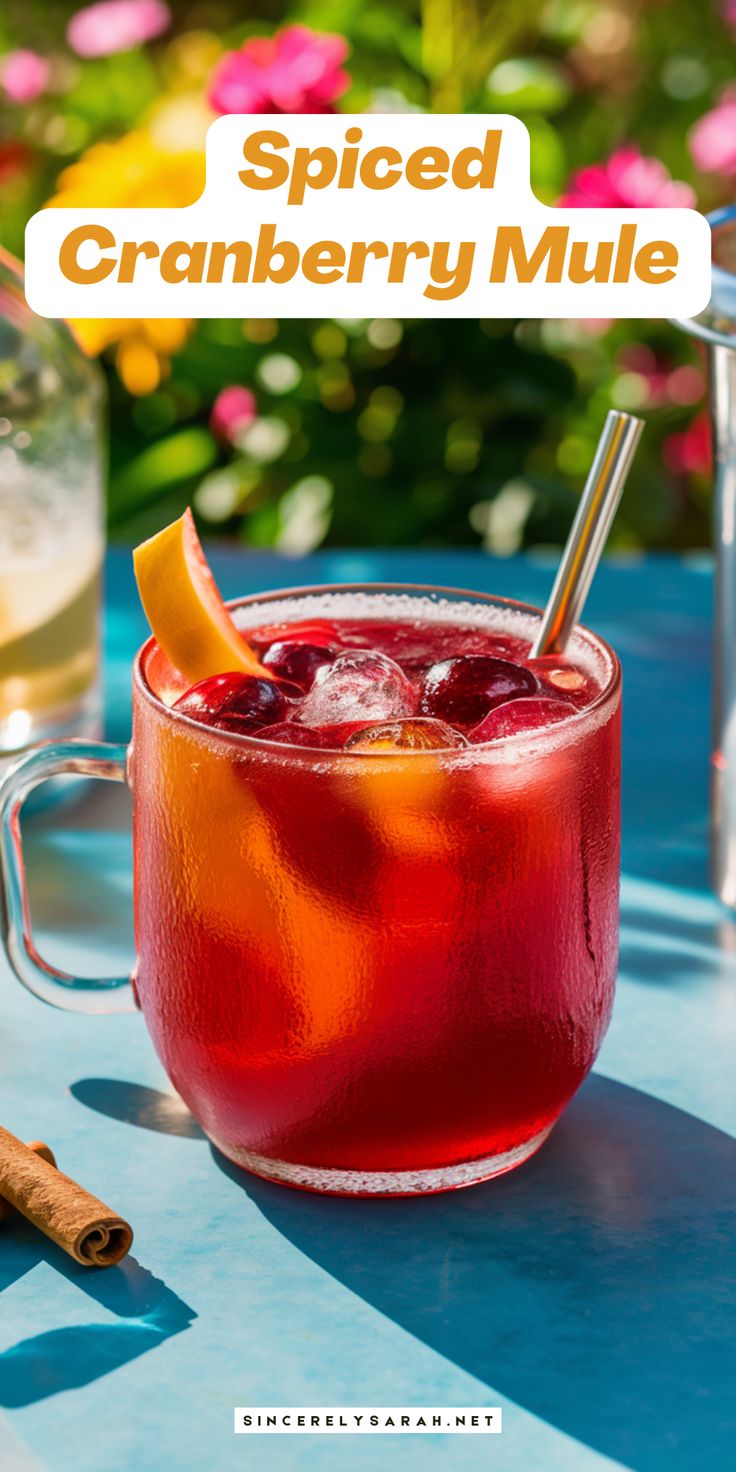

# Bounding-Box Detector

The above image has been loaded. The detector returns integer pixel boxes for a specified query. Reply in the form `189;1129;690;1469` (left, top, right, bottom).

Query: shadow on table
619;874;736;990
70;1078;206;1139
0;1238;195;1407
215;1074;735;1472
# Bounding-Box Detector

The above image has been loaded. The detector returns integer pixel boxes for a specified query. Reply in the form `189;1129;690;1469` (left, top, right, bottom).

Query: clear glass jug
0;249;104;765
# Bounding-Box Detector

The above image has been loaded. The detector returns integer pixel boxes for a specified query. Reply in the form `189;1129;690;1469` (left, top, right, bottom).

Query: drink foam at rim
232;588;613;691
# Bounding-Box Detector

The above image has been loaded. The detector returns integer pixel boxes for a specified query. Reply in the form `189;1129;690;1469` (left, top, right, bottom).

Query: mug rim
133;580;621;761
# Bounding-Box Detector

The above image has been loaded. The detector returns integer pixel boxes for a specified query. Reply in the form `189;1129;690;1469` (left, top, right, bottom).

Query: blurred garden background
1;0;734;554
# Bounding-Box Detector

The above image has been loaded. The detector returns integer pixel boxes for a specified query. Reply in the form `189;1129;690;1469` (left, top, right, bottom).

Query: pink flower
617;344;671;405
663;411;712;476
560;145;695;208
210;386;257;442
617;345;706;409
209;25;350;116
690;89;736;176
67;0;171;59
1;50;50;104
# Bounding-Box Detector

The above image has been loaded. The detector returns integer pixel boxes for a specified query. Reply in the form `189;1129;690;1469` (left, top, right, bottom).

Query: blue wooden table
1;548;734;1472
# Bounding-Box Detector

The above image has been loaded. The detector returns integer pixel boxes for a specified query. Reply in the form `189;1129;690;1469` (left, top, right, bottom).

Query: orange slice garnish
133;508;270;683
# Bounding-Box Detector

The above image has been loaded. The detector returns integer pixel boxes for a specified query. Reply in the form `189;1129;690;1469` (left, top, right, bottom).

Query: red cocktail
132;584;620;1194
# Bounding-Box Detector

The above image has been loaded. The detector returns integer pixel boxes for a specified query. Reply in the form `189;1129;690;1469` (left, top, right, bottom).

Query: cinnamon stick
0;1141;56;1222
0;1125;133;1267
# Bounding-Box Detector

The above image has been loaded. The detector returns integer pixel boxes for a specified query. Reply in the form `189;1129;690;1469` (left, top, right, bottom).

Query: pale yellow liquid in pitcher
0;537;101;733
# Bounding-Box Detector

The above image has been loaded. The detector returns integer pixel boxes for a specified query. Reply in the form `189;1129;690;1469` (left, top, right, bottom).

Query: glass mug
0;585;621;1196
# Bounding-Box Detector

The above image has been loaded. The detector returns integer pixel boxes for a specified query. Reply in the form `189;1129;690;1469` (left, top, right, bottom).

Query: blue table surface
1;547;734;1472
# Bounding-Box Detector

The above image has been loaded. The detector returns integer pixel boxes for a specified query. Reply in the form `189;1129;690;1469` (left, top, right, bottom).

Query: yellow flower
47;130;206;395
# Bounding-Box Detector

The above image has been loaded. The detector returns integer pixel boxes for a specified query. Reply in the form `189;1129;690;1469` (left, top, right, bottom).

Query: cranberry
174;672;290;732
419;655;537;727
469;696;577;743
262;641;336;690
345;718;469;752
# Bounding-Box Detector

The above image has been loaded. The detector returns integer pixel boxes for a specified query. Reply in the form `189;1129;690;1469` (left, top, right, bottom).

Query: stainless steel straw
531;410;644;658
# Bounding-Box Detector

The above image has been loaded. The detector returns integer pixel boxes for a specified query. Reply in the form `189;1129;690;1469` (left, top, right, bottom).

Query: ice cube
345;718;468;752
469;696;577;743
297;650;418;726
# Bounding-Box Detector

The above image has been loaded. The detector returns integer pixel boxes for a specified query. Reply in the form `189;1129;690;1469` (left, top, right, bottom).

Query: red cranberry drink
132;567;621;1194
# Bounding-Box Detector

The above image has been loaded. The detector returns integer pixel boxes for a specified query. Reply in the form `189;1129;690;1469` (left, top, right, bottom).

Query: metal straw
530;410;644;658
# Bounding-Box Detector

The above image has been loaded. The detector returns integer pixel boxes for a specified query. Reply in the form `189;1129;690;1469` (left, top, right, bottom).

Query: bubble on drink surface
297;650;418;726
469;696;577;744
345;718;469;752
530;658;595;707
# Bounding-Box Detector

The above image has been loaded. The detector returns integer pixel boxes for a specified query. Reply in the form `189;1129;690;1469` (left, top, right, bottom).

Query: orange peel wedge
133;508;270;683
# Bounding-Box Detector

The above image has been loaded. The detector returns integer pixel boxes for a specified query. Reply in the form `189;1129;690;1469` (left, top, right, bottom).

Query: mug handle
0;740;136;1013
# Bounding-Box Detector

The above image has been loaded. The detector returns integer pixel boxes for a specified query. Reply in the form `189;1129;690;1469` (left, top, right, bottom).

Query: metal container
677;206;736;906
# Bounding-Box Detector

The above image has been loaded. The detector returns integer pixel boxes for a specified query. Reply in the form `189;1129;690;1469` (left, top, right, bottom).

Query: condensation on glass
0;250;104;765
0;584;621;1194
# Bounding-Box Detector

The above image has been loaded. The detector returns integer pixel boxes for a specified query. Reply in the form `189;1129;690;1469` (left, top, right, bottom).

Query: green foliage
1;0;733;554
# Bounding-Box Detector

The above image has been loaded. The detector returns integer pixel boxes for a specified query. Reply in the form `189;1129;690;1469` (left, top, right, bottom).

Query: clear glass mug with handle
0;583;621;1196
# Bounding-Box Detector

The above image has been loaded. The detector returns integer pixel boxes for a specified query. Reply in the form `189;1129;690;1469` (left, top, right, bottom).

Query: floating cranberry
174;673;252;720
174;672;289;732
419;655;537;727
468;696;577;744
345;718;469;752
262;641;336;690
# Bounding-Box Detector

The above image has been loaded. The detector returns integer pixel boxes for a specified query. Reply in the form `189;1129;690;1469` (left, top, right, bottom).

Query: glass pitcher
0;249;104;767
